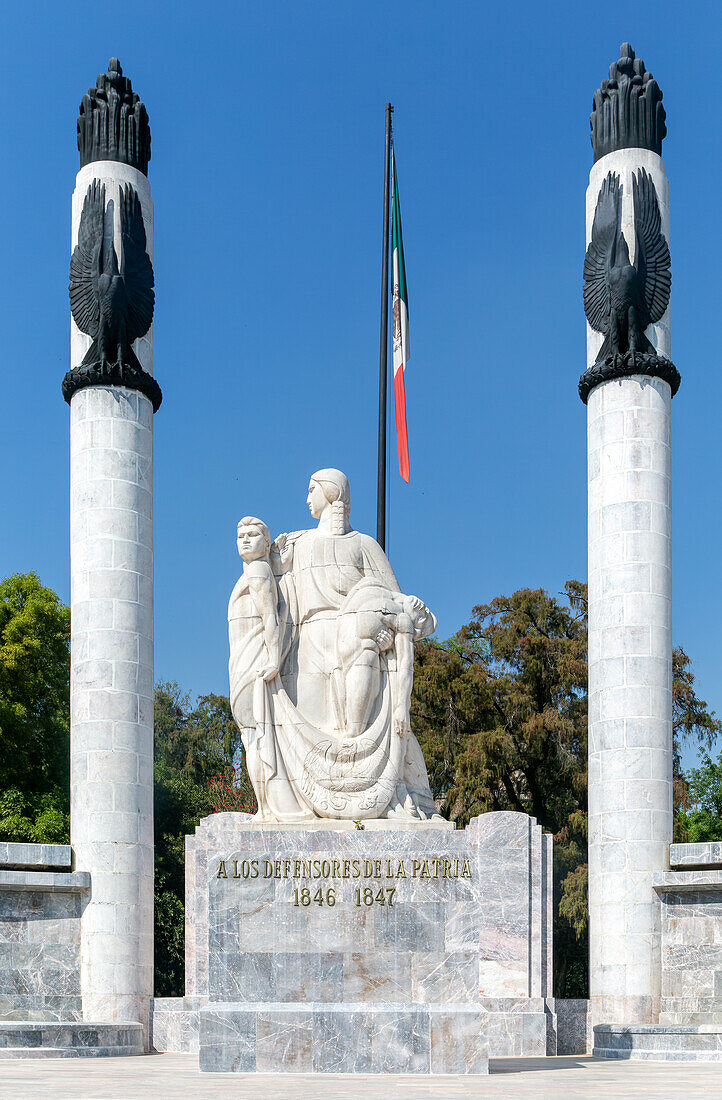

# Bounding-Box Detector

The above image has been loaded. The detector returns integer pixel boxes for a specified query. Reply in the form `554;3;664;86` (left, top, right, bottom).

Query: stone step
594;1024;722;1062
199;1002;489;1074
0;1021;143;1057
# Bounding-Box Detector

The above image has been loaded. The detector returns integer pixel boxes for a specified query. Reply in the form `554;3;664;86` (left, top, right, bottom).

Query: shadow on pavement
490;1056;593;1074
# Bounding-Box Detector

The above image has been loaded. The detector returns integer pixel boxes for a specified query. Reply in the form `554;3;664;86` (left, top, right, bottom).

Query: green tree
413;582;588;830
0;573;71;844
0;572;70;795
413;582;589;995
672;647;721;838
676;750;722;843
154;681;241;784
0;787;69;844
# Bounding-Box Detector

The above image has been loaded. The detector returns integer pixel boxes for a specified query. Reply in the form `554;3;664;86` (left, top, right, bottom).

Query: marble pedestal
183;811;554;1073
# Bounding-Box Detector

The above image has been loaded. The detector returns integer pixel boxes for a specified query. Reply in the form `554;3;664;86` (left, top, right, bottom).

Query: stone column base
0;1021;143;1058
594;1024;722;1062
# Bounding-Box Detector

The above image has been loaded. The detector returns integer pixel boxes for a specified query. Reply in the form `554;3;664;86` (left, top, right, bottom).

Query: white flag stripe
392;246;409;377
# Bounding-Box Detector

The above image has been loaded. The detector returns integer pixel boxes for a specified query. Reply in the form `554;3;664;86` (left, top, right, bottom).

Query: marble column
67;61;158;1047
583;46;677;1029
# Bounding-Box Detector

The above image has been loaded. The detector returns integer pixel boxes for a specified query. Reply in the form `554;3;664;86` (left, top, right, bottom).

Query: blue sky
1;2;720;769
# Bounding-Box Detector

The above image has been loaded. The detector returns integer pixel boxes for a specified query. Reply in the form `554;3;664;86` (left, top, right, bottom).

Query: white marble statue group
228;469;440;822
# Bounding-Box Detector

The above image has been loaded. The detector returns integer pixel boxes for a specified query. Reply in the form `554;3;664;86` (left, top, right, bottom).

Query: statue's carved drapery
228;472;439;823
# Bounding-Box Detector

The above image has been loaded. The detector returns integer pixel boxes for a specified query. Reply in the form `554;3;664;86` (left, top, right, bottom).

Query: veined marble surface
198;1002;490;1074
0;852;87;1023
655;859;722;1027
181;810;554;1067
670;843;722;869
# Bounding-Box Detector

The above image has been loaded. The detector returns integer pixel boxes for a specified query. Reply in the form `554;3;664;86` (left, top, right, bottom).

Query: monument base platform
152;995;551;1058
185;811;555;1071
593;1024;722;1062
199;1001;489;1074
0;1021;143;1057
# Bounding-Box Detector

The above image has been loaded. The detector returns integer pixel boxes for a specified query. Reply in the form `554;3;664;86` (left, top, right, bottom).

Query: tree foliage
676;750;722;844
0;787;69;844
672;647;722;835
0;572;70;796
413;582;588;829
413;582;589;995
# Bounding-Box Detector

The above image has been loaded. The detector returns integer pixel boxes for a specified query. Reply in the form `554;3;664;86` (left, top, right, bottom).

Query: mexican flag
391;146;410;483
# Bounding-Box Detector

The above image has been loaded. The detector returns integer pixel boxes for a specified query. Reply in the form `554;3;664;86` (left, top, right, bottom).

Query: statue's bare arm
247;566;281;680
392;613;415;737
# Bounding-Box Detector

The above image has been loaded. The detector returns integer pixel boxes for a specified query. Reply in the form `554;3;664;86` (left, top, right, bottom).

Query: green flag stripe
391;148;408;308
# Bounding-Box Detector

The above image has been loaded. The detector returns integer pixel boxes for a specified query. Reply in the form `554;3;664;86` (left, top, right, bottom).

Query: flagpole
377;102;393;549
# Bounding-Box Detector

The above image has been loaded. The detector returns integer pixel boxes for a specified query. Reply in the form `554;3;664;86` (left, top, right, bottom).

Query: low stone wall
0;1020;143;1058
0;844;89;1022
591;842;722;1064
594;1023;722;1062
656;842;722;1026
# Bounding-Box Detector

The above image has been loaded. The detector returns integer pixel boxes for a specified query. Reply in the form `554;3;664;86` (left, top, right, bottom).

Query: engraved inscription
216;856;472;881
215;854;472;910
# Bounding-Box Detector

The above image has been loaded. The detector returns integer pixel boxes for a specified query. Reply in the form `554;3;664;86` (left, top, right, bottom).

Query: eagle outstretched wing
583;172;621;335
633;168;670;328
120;184;155;343
69;180;104;336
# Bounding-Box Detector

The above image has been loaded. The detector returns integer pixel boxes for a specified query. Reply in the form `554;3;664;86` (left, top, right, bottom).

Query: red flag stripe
394;366;410;483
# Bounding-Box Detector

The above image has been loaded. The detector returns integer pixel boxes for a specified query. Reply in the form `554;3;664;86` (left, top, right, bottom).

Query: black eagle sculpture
583;168;670;361
70;180;154;370
64;180;161;409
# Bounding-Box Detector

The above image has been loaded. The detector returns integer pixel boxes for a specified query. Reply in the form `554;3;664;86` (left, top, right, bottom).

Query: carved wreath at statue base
62;360;163;410
228;469;440;823
578;350;680;404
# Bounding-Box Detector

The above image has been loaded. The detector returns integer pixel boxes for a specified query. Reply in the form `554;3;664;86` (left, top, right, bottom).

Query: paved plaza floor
0;1053;721;1099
